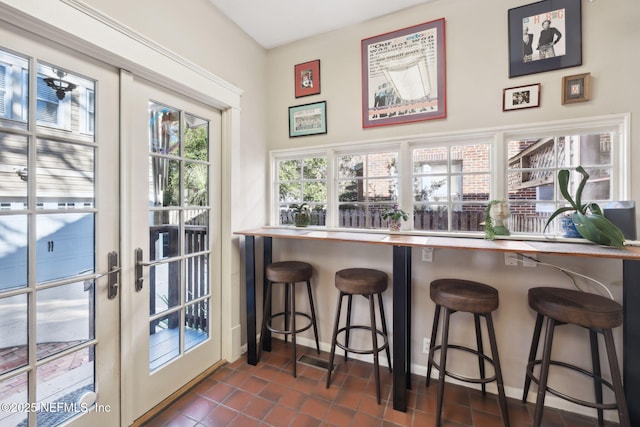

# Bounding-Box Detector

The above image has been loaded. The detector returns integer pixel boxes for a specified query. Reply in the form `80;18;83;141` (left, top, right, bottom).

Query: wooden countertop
234;227;640;260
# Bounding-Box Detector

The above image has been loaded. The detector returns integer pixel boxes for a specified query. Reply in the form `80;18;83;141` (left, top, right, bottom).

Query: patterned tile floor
144;339;618;427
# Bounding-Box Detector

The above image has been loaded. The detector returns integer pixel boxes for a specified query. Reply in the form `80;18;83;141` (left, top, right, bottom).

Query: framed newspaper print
361;18;446;128
508;0;582;78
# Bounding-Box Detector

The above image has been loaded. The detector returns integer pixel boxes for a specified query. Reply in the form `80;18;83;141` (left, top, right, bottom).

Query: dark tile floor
144;339;617;427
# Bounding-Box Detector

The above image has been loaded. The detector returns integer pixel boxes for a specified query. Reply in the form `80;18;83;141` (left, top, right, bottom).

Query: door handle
134;248;180;292
85;251;121;299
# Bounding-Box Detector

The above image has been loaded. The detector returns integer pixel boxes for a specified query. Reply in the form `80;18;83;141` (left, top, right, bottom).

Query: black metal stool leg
377;292;392;372
426;304;441;387
344;294;353;361
326;291;344;389
290;282;297;377
533;317;556;427
306;279;320;354
523;313;544;402
435;307;451;427
369;294;381;404
474;313;486;395
485;313;510;427
603;328;631;427
283;283;290;344
589;329;604;426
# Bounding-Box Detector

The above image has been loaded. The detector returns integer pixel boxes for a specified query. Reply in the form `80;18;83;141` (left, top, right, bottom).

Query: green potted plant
291;203;311;227
544;166;625;247
381;204;409;232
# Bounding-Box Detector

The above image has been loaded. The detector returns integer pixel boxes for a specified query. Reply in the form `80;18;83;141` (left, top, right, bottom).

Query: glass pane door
148;102;211;371
0;26;119;427
122;75;221;423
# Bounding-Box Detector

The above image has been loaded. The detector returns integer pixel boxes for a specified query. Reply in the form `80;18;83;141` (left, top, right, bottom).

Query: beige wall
1;0;638;419
263;0;639;417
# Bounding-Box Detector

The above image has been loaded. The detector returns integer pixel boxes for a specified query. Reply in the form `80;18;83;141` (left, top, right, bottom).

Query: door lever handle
106;251;119;299
135;248;181;292
84;251;120;299
135;248;145;292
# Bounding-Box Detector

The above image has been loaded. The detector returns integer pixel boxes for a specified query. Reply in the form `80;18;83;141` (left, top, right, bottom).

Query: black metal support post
245;236;257;365
623;259;640;426
392;245;412;412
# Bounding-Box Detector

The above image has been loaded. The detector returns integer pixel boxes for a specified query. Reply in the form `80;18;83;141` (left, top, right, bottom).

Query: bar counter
235;227;640;422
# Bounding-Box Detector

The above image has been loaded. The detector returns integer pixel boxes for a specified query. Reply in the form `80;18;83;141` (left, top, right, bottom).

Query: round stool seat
528;287;622;329
266;261;312;283
430;279;499;313
335;268;387;295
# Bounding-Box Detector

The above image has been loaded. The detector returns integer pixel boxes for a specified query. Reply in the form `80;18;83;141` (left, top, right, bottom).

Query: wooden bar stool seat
426;278;509;427
326;268;391;404
258;261;320;377
523;287;630;427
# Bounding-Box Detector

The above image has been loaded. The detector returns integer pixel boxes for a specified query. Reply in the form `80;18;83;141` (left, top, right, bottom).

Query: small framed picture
294;60;320;98
503;83;541;111
562;72;591;104
289;101;327;137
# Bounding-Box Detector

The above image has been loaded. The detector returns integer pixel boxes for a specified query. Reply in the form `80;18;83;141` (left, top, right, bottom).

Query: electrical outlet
504;253;519;266
421;248;433;262
423;338;430;353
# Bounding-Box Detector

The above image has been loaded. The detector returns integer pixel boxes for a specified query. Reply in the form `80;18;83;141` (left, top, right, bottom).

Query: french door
0;24;120;427
120;73;222;424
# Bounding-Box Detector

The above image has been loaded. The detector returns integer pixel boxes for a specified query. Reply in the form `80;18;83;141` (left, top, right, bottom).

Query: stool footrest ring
429;344;498;385
335;325;389;355
525;359;619;410
267;311;313;336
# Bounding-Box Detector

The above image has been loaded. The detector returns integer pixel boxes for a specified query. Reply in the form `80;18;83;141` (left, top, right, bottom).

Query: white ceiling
208;0;432;49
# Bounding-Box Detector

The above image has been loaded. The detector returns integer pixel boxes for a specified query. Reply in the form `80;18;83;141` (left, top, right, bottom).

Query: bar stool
258;261;320;377
326;268;391;404
523;287;630;427
426;278;510;427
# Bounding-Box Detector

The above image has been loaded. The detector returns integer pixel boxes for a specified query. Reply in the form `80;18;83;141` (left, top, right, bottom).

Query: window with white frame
270;115;629;238
336;150;399;229
0;50;28;125
412;142;491;232
275;156;327;226
507;132;617;235
0;52;94;137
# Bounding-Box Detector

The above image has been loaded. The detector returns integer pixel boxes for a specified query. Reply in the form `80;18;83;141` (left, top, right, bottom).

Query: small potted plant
381;204;409;232
290;203;310;227
544;166;625;247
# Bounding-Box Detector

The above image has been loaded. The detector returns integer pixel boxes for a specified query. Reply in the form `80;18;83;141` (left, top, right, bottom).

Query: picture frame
508;0;582;78
288;101;327;137
503;83;541;111
361;18;446;128
562;72;591;104
294;59;321;98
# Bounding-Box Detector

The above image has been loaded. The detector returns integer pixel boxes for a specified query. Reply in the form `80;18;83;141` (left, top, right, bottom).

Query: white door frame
0;1;242;425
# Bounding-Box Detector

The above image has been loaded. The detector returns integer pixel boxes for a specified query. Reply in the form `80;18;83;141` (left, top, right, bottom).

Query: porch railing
279;209;549;234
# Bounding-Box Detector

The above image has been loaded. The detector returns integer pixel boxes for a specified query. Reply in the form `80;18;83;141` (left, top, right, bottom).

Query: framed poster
508;0;582;78
361;18;446;128
503;83;541;111
562;72;591;104
288;101;327;137
294;59;321;98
